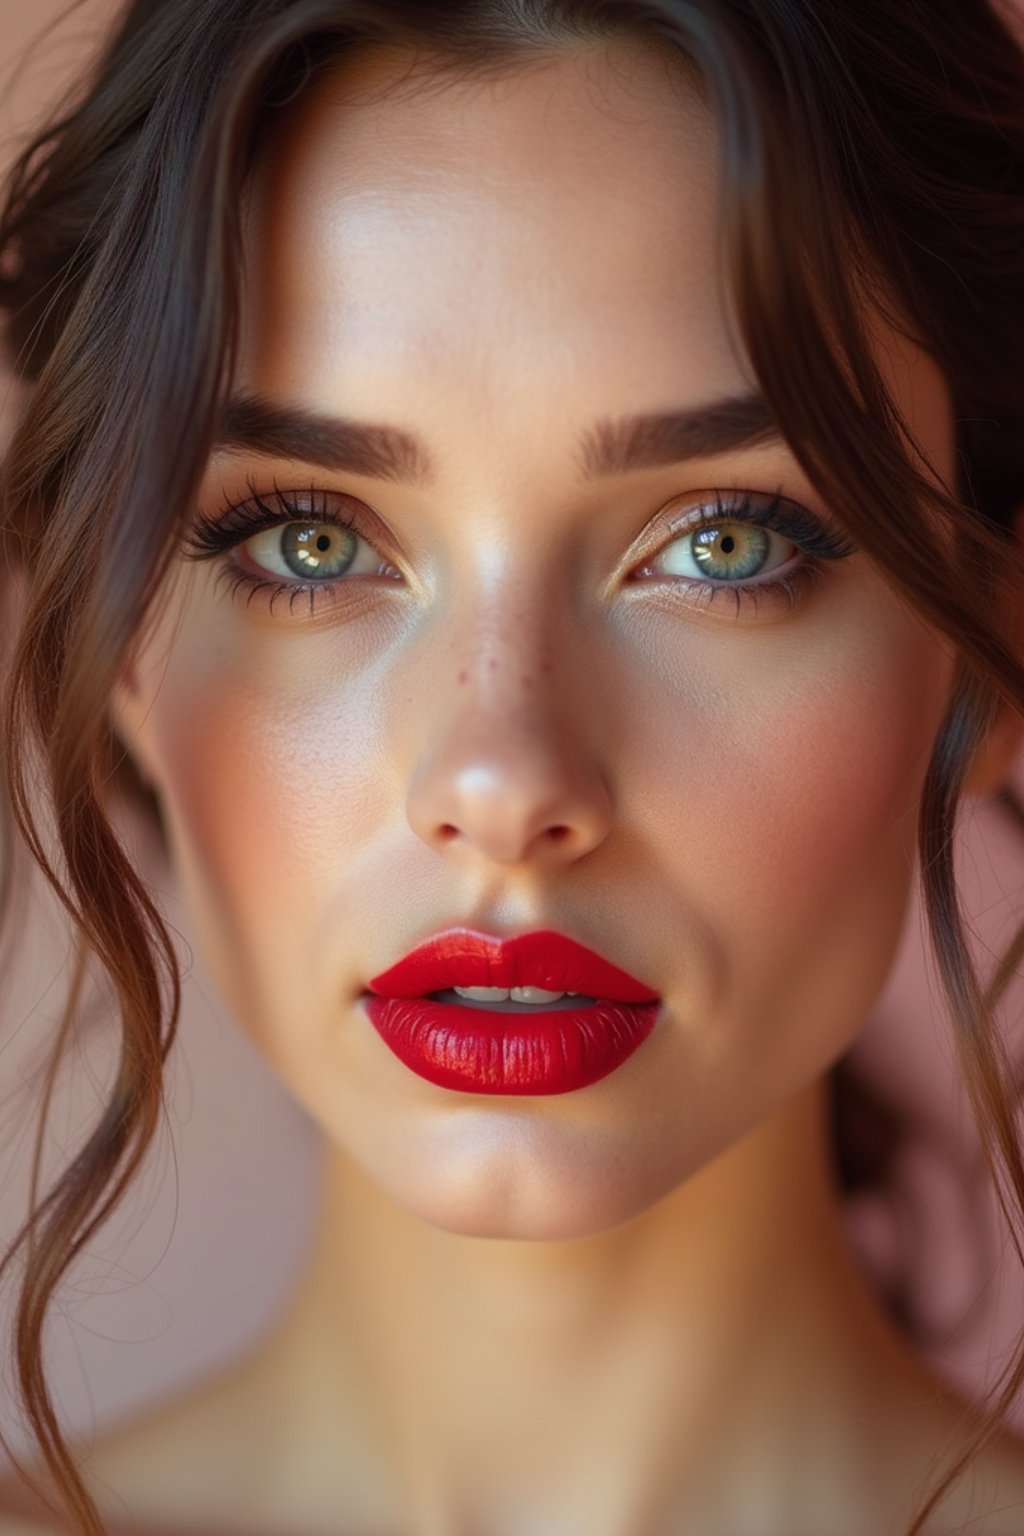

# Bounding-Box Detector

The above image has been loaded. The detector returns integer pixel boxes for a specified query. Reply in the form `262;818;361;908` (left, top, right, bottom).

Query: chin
352;1110;688;1242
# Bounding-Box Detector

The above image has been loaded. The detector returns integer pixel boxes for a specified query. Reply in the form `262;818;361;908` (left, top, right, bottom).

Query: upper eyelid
184;482;379;560
655;490;857;561
185;483;856;566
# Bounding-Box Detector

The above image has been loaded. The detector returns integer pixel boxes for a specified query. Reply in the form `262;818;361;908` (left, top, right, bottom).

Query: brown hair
2;0;1024;1531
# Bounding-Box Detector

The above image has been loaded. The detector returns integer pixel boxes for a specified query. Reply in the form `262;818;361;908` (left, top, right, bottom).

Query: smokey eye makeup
628;488;857;618
185;482;403;617
183;481;858;622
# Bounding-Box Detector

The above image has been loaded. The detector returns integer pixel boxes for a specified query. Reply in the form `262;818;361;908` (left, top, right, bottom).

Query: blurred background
2;0;1024;1470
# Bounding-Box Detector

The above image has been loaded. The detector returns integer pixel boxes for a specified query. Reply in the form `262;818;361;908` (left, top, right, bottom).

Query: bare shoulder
0;1338;385;1536
0;1353;268;1535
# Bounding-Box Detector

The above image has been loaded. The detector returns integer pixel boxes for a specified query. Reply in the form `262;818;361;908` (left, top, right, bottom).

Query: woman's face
116;41;959;1239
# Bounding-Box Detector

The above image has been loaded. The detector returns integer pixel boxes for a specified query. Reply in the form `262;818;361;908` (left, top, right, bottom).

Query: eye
646;519;797;583
241;520;387;582
627;491;857;618
183;486;405;615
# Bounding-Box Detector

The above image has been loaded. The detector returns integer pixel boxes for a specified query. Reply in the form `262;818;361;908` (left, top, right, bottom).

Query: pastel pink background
1;0;1023;1465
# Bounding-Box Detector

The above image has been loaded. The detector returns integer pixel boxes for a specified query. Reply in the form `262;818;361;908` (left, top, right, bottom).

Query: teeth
453;985;569;1003
512;986;566;1004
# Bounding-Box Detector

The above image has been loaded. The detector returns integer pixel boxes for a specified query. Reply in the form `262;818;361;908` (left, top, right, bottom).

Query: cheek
630;587;952;1086
142;616;398;1043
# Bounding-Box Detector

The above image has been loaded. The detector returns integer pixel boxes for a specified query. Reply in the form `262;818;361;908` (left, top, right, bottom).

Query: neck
250;1077;949;1533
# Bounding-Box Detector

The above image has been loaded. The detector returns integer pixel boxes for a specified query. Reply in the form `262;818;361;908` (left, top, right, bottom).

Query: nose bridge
403;583;614;868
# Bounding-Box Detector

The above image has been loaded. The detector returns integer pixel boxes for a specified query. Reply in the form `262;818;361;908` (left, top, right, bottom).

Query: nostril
437;822;572;848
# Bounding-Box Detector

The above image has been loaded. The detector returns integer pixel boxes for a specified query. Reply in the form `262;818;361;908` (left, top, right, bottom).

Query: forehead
238;42;749;410
235;39;954;494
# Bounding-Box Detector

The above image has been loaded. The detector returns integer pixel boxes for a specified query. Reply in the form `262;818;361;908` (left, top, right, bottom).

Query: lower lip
362;995;660;1095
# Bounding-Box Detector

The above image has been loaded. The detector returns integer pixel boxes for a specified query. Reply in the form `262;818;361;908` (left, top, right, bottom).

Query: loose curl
2;1;1024;1531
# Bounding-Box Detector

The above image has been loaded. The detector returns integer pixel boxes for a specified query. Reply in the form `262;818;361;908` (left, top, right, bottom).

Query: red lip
367;929;660;1002
363;930;660;1097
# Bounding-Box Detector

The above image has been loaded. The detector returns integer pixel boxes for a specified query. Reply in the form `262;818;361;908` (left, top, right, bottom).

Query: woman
3;0;1024;1531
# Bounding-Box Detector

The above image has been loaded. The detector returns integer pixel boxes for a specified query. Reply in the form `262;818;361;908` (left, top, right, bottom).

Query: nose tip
407;732;614;868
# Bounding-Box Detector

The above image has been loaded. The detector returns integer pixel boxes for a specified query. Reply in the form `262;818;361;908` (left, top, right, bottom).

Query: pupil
690;521;768;580
280;521;355;579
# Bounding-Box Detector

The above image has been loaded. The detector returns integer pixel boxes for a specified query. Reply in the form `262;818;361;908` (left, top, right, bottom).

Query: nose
405;655;614;869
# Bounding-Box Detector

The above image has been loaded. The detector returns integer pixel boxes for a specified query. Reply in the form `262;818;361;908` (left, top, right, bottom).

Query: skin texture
50;36;1024;1536
121;44;963;1241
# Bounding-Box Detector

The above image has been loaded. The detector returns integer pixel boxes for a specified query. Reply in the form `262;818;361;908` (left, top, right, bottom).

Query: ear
962;505;1024;798
108;655;160;794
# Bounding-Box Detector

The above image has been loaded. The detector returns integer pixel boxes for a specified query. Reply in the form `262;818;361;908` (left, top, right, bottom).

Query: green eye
656;521;794;582
690;523;775;580
277;522;358;579
243;519;385;582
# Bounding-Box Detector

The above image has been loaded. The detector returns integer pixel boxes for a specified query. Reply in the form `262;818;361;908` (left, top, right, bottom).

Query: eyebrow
217;389;781;484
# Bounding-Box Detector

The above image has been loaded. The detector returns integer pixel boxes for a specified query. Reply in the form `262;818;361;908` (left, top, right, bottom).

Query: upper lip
367;929;660;1002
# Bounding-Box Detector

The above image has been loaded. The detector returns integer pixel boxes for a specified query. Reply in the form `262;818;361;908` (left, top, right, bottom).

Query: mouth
362;929;661;1096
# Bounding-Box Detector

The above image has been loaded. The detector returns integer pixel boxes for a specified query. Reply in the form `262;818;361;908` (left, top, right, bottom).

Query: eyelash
634;488;856;618
184;482;856;620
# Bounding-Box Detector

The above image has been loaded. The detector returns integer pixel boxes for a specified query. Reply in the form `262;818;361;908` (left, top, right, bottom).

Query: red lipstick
364;929;660;1095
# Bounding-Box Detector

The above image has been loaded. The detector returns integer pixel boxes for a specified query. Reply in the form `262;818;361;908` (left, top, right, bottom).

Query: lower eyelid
633;559;825;619
218;566;824;624
213;564;342;617
703;561;824;613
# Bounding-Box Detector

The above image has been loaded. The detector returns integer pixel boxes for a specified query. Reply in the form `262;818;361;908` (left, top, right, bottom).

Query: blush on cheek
152;690;284;1025
758;623;947;880
147;649;382;1033
693;613;952;1092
